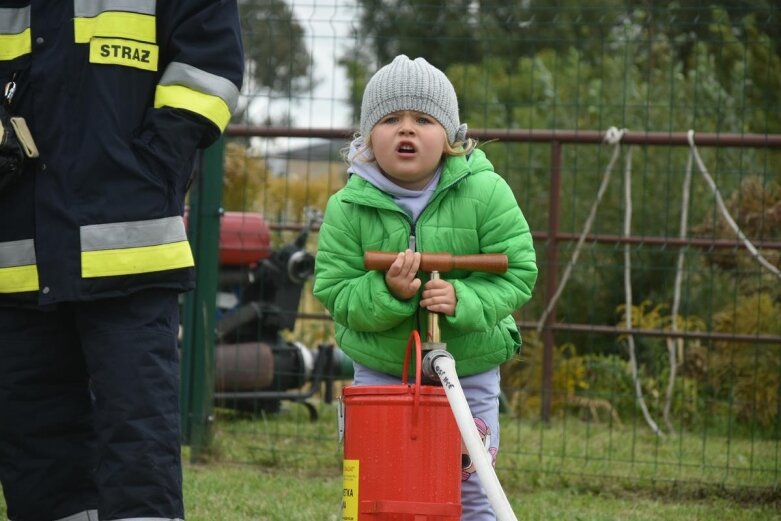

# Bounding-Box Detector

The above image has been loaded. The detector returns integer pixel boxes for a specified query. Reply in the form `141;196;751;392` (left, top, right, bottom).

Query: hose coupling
422;349;455;382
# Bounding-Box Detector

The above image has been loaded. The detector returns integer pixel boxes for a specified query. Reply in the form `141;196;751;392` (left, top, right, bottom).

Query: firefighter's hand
420;278;457;316
384;249;421;301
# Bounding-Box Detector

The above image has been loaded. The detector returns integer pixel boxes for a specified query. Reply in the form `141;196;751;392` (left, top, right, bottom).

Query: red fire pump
188;207;352;420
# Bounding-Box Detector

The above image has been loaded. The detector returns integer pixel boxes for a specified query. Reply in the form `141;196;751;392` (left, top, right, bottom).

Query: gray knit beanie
360;55;467;144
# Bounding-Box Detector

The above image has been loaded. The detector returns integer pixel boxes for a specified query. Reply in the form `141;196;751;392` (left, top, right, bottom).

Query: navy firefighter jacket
0;0;244;305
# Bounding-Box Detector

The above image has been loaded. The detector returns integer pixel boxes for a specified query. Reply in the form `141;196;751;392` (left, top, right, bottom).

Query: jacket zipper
409;225;422;335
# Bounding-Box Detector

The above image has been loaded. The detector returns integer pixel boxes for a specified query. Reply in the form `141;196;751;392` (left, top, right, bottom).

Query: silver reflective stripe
74;0;155;17
160;62;240;114
0;6;30;34
0;239;35;268
81;216;187;251
53;510;98;521
111;518;184;521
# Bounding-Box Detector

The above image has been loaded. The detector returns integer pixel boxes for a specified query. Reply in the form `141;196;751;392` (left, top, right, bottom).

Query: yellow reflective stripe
89;38;158;71
81;241;194;278
0;265;39;293
74;12;155;44
154;84;232;131
0;28;31;60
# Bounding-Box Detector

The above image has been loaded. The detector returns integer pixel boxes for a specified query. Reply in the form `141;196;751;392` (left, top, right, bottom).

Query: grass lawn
2;401;779;520
177;401;780;520
181;462;781;521
2;464;777;521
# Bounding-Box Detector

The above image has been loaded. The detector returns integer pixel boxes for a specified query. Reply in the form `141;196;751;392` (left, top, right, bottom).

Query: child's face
370;110;447;190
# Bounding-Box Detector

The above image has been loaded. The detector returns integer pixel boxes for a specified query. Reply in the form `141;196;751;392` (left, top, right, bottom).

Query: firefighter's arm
137;0;244;167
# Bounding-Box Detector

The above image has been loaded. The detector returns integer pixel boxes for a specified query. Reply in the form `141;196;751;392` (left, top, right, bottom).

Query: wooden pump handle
364;251;508;273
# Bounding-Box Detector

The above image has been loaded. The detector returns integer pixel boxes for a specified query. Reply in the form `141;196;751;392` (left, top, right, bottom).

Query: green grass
183;464;341;520
2;402;779;520
181;464;781;521
175;401;780;520
208;401;781;488
501;416;781;490
3;468;778;521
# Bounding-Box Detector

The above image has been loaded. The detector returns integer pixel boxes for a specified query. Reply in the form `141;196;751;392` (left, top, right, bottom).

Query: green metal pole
181;136;224;462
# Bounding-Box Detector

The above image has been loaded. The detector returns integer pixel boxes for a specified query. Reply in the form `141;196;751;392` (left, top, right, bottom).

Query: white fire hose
423;349;518;521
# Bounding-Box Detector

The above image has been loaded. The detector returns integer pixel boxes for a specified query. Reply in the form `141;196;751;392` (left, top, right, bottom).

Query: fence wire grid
180;0;781;497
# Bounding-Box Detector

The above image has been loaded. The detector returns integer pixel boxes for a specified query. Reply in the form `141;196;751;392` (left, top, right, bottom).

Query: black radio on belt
1;78;39;193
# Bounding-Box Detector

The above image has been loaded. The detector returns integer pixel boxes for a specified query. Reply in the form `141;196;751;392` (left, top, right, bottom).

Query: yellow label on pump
343;459;359;520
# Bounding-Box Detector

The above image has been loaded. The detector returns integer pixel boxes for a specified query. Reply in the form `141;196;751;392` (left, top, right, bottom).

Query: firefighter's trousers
0;289;184;521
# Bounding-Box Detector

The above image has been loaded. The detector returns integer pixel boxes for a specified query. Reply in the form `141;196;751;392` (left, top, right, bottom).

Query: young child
313;55;537;520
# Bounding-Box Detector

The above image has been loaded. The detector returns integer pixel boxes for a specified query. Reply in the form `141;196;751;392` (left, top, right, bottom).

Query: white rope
604;126;625;145
536;127;625;332
687;130;781;279
534;127;776;437
621;145;664;437
662;150;694;434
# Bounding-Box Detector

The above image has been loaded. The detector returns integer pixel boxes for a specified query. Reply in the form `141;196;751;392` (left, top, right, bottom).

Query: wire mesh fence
181;0;781;496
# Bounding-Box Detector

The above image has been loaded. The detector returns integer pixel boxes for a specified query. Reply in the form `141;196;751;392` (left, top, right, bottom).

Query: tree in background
351;0;481;69
236;0;314;125
341;0;781;132
225;0;328;212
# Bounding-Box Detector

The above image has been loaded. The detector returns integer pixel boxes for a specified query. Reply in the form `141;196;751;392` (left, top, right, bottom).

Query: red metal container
184;209;272;266
341;332;462;520
217;211;271;266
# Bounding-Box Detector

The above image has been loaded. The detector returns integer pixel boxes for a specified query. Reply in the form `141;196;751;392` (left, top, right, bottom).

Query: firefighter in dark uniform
0;1;243;520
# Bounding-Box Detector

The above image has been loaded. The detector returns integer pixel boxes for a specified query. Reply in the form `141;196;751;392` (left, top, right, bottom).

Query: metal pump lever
425;271;443;344
421;270;452;382
363;251;509;383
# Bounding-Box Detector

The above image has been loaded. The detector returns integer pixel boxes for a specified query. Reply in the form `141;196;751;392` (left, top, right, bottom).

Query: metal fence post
180;136;224;461
541;141;562;423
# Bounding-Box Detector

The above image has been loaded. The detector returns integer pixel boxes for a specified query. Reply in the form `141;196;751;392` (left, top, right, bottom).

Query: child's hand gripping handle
364;251;508;274
365;251;508;354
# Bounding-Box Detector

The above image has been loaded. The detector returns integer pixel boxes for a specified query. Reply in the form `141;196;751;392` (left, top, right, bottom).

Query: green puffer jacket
313;148;538;377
